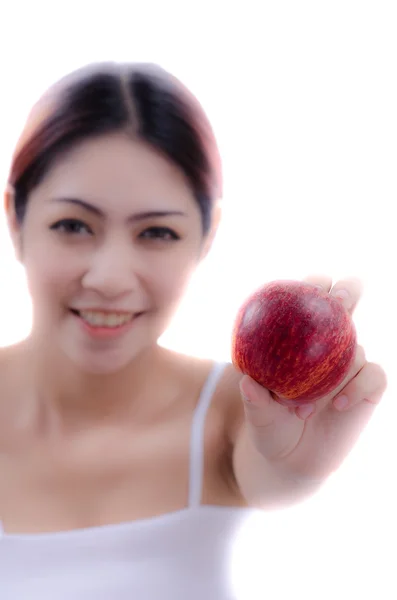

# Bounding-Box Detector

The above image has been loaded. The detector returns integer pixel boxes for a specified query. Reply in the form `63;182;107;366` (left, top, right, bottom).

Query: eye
139;226;180;241
50;219;92;236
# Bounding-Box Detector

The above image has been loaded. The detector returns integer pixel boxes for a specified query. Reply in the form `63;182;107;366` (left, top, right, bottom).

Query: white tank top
0;362;259;599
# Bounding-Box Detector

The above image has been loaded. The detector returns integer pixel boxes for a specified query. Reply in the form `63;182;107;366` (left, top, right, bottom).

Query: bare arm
222;364;325;510
231;422;325;510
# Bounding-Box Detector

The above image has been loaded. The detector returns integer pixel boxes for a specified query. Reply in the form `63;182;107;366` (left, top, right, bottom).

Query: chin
66;350;138;376
62;334;159;376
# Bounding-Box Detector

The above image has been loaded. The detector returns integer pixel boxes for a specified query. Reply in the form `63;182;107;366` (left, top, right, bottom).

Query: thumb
239;375;306;461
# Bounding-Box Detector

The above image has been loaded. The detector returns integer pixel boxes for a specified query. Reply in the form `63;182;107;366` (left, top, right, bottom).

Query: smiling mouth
70;309;142;329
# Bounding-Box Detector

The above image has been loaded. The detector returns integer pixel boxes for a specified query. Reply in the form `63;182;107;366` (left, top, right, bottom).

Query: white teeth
79;311;134;328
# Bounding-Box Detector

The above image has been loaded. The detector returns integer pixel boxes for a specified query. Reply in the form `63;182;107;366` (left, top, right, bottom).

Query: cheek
148;252;197;307
24;246;82;307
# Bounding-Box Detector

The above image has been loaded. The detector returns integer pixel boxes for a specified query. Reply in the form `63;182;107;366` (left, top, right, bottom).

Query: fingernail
334;395;349;410
240;380;253;404
298;404;315;419
241;393;253;404
240;376;258;403
334;289;349;301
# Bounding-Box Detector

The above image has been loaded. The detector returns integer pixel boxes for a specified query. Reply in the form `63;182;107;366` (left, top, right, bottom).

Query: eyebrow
51;197;188;222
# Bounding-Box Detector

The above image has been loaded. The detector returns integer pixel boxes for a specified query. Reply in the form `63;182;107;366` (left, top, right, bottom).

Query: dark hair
8;62;223;236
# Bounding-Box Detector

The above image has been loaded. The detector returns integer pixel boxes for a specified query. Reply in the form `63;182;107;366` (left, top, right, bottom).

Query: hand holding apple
233;276;387;480
232;279;357;406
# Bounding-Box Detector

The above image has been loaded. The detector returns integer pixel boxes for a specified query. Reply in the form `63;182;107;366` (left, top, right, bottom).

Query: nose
81;241;140;299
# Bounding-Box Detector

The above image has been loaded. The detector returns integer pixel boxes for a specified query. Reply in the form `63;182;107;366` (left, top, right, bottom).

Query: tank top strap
188;361;228;508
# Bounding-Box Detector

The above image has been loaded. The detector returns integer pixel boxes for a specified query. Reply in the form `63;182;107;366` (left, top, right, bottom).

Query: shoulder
174;352;244;444
174;352;246;497
0;344;15;383
0;343;24;426
215;361;245;446
0;342;22;376
167;349;244;446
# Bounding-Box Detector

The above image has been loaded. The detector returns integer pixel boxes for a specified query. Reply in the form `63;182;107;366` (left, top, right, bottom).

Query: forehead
31;133;197;214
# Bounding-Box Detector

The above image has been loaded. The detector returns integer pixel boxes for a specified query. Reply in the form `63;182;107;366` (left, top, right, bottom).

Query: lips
70;309;143;329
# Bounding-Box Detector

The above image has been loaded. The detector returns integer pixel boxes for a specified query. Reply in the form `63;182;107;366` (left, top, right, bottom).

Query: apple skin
231;280;357;406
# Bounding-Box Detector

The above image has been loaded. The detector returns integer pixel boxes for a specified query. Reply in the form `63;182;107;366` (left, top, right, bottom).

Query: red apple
231;280;357;406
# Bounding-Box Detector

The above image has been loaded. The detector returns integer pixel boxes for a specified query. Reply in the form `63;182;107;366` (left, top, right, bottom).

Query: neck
21;339;173;434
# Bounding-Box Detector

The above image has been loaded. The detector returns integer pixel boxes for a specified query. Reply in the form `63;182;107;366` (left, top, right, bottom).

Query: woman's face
9;133;211;374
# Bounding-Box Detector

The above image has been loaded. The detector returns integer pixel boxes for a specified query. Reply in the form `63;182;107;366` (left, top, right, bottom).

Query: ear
199;199;222;262
4;185;23;262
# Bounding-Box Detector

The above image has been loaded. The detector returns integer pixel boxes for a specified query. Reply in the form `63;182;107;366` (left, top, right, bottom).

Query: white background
0;2;396;598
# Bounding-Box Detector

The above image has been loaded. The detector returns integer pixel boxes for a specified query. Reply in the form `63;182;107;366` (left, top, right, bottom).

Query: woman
0;62;387;598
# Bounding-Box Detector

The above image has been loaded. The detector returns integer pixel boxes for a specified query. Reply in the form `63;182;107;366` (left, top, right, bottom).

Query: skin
0;132;387;533
0;132;242;534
